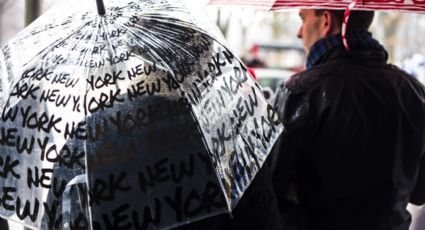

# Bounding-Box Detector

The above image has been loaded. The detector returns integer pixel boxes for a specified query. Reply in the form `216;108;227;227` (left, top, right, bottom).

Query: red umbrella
209;0;425;13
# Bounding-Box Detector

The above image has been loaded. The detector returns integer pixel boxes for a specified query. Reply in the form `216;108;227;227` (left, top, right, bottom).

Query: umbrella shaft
25;0;43;26
96;0;106;15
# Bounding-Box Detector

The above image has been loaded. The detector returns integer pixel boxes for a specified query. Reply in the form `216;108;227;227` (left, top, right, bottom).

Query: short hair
315;9;375;31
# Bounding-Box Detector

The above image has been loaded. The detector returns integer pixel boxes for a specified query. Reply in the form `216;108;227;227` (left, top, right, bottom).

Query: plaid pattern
306;30;388;70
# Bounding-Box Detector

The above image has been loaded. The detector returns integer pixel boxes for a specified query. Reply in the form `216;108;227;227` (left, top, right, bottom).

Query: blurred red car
246;43;305;101
246;42;305;71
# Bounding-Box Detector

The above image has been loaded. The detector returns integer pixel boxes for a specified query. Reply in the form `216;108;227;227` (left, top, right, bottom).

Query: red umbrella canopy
209;0;425;13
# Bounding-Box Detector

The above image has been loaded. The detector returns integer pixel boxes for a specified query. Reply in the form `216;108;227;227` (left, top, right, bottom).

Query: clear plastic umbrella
0;0;283;229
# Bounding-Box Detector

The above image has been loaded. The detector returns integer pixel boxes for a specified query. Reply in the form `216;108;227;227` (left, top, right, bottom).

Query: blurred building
2;1;422;65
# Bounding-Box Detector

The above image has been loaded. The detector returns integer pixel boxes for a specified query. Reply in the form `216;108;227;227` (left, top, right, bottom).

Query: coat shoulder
283;67;331;95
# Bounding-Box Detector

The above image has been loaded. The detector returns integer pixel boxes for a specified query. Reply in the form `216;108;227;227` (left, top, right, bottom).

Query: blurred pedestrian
272;9;425;230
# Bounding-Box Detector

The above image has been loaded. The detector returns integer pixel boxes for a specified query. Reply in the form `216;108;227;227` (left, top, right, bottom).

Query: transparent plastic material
0;0;283;229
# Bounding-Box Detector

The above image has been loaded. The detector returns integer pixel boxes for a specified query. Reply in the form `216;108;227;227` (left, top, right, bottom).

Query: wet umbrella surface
0;0;283;229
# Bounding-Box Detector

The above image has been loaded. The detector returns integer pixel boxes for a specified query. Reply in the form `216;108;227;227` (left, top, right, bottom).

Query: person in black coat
272;9;425;230
42;93;282;230
174;155;282;230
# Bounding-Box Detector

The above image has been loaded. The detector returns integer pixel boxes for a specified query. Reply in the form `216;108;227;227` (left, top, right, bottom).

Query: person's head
297;9;375;52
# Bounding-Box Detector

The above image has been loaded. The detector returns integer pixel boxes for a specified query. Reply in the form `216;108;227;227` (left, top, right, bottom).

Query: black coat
174;156;282;230
272;48;425;230
0;218;8;230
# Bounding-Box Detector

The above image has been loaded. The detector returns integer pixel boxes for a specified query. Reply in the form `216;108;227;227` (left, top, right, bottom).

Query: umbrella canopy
0;0;283;229
208;0;425;12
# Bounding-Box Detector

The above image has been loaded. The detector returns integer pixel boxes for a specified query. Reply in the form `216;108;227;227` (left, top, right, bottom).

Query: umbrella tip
96;0;106;16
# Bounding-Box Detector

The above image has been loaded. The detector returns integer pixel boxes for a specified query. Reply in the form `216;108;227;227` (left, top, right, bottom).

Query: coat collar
306;30;388;69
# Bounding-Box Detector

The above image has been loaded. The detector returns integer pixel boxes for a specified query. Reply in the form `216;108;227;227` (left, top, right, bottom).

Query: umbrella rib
125;13;244;209
131;15;209;62
122;22;175;75
3;21;94;112
119;15;239;201
23;21;93;68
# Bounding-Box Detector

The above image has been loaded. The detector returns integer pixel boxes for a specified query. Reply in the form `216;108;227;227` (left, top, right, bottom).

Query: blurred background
1;0;425;102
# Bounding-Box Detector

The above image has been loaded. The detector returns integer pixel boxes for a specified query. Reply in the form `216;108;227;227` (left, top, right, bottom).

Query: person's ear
321;11;333;36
